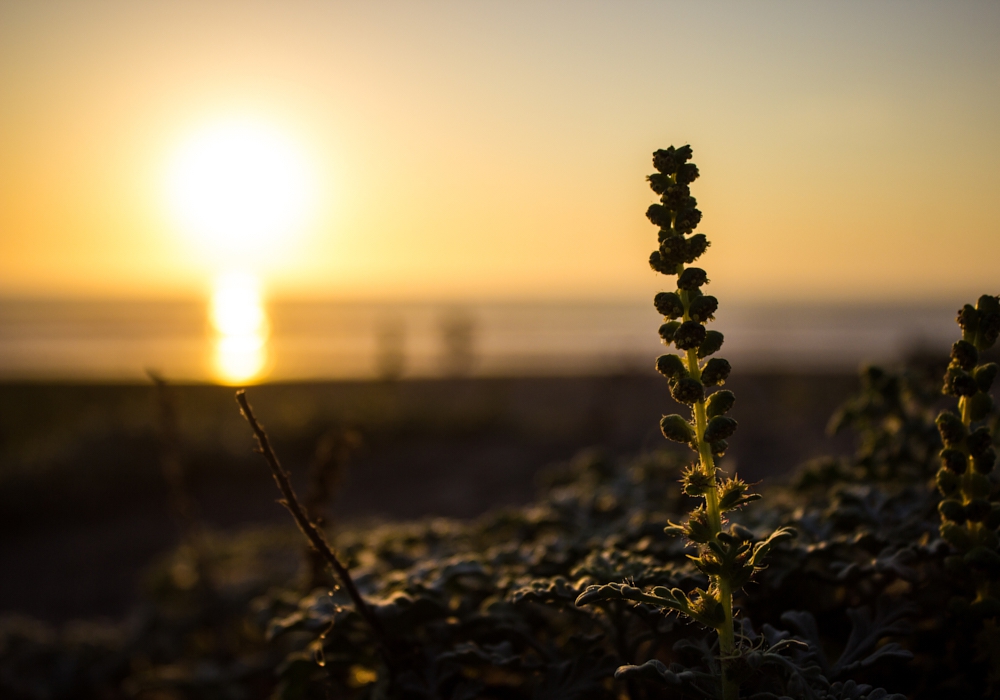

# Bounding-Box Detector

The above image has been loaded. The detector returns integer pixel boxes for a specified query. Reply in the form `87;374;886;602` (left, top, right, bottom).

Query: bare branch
148;370;213;591
234;390;391;662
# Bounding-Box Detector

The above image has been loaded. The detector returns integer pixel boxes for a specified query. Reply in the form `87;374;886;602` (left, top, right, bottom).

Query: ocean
0;298;960;382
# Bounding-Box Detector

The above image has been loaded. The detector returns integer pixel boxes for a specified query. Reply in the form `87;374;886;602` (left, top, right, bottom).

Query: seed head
682;465;715;496
968;392;994;421
937;468;959;496
704;415;738;443
658;236;690;267
683;234;710;263
973;447;996;474
975;363;998;392
965;499;992;523
963;471;992;500
706;390;736;418
688;295;718;323
677;267;708;291
647;172;670;195
655;353;688;381
939;499;966;523
936;412;966;447
940;448;967;474
943;368;978;397
654;292;685;319
648;250;677;276
698;330;725;358
951;340;978;372
676;162;699;185
671;377;705;405
645;203;672;229
660;182;692;210
684;507;713;543
941;522;973;550
652;146;690;175
982;312;1000;349
967;427;993;458
717;477;759;511
957;304;979;337
701;358;732;387
659;321;681;345
674;207;702;234
977;294;1000;316
674;321;707;350
660;414;695;444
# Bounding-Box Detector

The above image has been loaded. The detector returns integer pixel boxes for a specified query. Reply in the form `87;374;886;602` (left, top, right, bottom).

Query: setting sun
165;118;315;264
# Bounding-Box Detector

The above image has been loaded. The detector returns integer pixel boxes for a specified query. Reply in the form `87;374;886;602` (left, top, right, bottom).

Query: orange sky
1;1;998;304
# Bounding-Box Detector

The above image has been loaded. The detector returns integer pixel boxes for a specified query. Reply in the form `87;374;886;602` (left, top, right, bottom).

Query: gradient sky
1;1;998;303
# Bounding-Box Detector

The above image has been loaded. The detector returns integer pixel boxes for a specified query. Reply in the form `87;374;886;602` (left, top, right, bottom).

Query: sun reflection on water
210;271;269;384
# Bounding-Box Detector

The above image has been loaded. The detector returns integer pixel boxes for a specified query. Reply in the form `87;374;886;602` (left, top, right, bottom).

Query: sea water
0;299;960;382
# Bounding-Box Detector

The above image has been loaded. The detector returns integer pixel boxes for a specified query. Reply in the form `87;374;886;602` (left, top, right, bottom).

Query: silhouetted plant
934;295;1000;616
822;364;942;483
575;146;793;700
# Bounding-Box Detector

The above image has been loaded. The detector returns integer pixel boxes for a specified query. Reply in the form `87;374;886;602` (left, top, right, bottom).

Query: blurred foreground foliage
2;356;999;699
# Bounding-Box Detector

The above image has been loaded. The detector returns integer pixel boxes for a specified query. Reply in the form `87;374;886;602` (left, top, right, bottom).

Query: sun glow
210;271;270;384
165;117;316;383
166;118;315;264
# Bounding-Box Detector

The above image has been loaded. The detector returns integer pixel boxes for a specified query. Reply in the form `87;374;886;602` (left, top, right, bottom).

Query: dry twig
303;427;360;590
234;390;391;663
149;370;214;591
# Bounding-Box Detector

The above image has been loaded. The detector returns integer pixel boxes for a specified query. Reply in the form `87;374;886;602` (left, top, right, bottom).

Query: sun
166;118;314;259
164;117;314;383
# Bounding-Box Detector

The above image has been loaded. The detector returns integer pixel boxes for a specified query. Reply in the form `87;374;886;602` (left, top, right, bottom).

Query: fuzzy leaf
614;657;716;699
781;598;913;680
832;600;913;678
749;526;796;569
574;583;623;607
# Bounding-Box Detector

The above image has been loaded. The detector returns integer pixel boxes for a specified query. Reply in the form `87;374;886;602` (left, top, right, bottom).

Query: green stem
960;326;984;428
718;579;738;700
671;181;736;699
678;280;737;700
689;351;724;532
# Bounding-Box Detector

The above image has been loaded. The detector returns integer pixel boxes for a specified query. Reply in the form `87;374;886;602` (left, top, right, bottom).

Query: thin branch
235;390;391;661
148;371;199;529
303;427;360;591
148;370;214;591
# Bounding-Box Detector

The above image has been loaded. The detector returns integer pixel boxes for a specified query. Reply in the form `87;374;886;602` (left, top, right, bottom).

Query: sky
1;1;998;304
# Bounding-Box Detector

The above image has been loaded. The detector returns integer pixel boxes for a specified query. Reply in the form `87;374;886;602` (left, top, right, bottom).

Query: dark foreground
1;365;999;699
1;373;855;623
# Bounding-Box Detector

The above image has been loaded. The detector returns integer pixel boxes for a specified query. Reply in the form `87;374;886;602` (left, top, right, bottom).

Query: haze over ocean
0;298;959;382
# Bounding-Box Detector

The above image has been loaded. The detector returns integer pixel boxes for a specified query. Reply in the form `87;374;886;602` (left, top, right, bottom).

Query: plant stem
678;283;737;700
689;360;724;532
235;390;393;669
148;373;208;565
717;579;737;700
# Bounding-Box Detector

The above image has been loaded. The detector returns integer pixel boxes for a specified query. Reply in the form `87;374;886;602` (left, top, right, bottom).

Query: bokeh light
209;270;269;384
166;118;315;267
